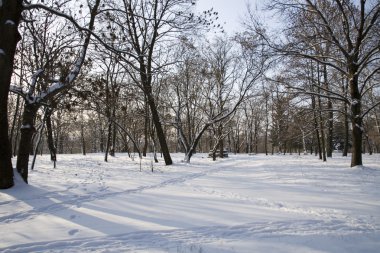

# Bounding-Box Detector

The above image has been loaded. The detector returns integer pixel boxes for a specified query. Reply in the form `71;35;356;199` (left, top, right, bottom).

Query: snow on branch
5;20;15;25
16;0;101;106
28;69;44;97
9;85;26;97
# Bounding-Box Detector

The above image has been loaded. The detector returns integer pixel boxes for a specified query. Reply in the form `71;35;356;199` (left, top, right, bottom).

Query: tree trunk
342;77;349;157
98;112;104;153
264;95;269;155
184;124;210;163
218;125;224;158
349;70;363;167
0;0;23;189
46;109;57;168
110;122;116;157
13;107;22;157
312;96;322;160
364;129;373;155
150;123;159;163
351;116;363;166
104;120;112;162
145;90;172;165
254;119;259;154
31;115;46;171
16;104;38;183
318;95;327;162
324;65;333;158
301;129;307;154
81;123;86;156
143;98;149;157
109;105;116;157
10;95;21;157
317;63;326;161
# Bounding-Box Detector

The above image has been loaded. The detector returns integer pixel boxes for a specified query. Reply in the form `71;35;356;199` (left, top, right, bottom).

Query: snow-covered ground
1;153;379;253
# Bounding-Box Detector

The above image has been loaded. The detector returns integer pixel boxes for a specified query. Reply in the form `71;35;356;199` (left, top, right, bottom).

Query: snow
20;124;33;129
355;123;365;132
33;69;44;77
1;153;380;252
351;99;360;105
0;49;5;56
5;20;15;25
46;82;64;95
9;85;23;93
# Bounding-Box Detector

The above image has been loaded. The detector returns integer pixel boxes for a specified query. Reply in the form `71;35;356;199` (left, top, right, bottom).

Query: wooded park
1;0;379;189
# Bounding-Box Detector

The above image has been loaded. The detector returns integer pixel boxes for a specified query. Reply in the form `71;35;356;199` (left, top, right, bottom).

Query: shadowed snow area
1;153;379;252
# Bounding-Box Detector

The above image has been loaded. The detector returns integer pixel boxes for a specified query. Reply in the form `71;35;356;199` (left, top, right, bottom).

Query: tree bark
350;105;362;163
349;65;363;166
104;120;112;162
318;94;327;162
145;88;172;165
312;98;322;160
81;123;86;156
110;121;116;156
16;104;38;183
218;125;224;158
342;76;349;157
31;113;46;171
324;64;333;157
10;95;21;156
0;0;23;189
46;109;57;168
264;93;269;156
184;124;211;163
143;97;149;157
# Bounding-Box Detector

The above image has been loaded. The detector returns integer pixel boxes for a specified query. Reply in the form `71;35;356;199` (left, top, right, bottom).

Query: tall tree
0;0;23;189
169;33;268;162
265;0;380;166
11;0;101;183
101;0;220;165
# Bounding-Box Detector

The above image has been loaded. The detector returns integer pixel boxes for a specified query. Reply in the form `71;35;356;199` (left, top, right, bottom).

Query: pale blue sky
195;0;267;35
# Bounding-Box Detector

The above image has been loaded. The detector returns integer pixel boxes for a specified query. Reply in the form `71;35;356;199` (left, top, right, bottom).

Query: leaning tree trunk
31;115;46;171
145;88;172;165
16;103;39;183
150;122;159;163
0;0;23;189
184;124;211;163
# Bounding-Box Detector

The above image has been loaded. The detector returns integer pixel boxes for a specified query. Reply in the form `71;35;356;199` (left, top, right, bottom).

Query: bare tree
99;0;221;165
261;0;380;166
10;0;101;183
0;0;23;189
169;34;268;162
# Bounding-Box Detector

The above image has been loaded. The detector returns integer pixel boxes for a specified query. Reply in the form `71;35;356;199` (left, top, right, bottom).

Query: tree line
0;0;379;189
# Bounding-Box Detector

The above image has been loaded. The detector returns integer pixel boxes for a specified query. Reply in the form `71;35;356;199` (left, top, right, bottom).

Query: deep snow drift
1;153;379;252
